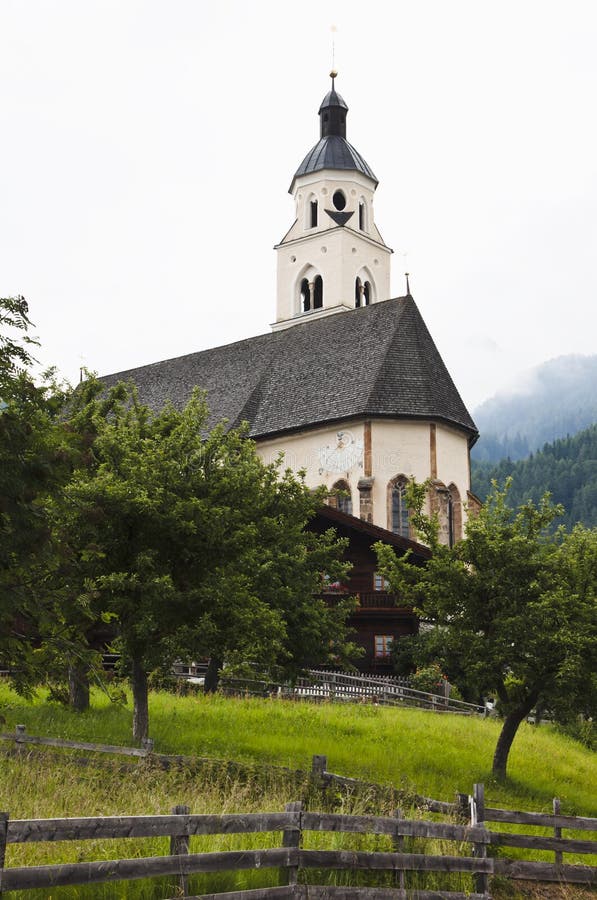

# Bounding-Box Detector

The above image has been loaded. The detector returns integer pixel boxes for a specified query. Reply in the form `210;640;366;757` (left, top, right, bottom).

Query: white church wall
255;417;471;533
256;421;367;514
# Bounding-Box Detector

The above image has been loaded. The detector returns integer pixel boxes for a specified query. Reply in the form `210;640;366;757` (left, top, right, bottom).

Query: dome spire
319;70;348;139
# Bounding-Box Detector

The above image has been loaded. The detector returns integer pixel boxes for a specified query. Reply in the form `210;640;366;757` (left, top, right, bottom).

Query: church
104;73;478;543
103;74;479;671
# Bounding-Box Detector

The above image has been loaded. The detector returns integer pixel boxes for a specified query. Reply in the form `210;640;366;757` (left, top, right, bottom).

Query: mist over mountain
471;355;597;462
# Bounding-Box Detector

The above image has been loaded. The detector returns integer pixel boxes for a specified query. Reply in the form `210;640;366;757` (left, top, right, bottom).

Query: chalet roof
313;505;432;562
101;295;478;443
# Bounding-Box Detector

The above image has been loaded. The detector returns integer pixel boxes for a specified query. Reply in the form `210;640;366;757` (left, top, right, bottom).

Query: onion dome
291;73;377;191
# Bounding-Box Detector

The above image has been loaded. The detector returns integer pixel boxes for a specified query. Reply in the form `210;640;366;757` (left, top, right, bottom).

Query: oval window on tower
332;190;346;211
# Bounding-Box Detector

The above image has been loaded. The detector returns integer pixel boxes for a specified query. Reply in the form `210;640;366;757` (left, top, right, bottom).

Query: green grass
1;683;595;813
0;683;595;898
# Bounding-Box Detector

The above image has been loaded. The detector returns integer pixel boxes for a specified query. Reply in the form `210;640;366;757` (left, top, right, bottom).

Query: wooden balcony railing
321;591;409;610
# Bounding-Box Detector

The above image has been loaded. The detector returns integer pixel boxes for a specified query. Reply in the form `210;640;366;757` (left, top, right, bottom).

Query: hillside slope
472;354;597;462
471;423;597;528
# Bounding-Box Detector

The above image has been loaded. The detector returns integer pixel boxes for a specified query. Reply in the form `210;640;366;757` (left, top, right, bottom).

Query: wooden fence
0;777;595;897
220;669;484;716
0;797;595;897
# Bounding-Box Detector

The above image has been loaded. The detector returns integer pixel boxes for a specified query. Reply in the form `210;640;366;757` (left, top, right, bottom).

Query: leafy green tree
376;481;597;779
54;378;354;741
0;297;71;689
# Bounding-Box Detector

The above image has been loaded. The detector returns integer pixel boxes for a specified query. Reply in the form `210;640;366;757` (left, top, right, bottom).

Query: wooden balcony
321;590;408;610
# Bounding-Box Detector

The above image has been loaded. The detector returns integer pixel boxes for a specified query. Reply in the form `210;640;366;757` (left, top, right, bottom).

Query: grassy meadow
0;683;595;898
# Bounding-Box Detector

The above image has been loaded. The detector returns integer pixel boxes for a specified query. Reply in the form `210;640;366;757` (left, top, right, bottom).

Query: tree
375;480;597;779
54;378;354;741
0;297;71;690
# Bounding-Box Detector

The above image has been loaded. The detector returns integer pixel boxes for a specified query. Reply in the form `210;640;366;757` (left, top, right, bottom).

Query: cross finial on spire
405;272;411;295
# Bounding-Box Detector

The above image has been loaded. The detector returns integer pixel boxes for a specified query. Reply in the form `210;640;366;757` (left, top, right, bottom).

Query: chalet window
374;635;393;658
373;572;389;591
391;478;410;537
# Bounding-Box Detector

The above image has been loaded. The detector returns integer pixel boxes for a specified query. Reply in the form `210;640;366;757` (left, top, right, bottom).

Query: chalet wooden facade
309;506;430;675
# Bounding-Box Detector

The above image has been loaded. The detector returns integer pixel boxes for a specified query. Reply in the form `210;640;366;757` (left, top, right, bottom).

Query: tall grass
0;683;595;898
1;683;595;813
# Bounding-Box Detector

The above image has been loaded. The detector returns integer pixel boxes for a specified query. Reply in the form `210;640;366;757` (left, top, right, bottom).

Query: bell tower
273;73;392;331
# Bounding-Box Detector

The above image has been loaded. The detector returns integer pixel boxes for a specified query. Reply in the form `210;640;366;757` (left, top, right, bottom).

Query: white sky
2;0;596;410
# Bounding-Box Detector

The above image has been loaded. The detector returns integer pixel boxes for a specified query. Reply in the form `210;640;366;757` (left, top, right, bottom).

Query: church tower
273;73;392;331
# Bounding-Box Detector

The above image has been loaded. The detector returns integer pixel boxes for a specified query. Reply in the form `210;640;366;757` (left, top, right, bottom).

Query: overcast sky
2;0;596;411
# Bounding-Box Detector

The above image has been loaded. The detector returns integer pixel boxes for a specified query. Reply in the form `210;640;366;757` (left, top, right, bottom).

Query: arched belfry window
355;277;362;307
333;479;352;516
359;200;367;231
356;268;375;306
300;278;311;312
297;266;322;315
388;476;410;538
310;200;318;228
313;275;323;309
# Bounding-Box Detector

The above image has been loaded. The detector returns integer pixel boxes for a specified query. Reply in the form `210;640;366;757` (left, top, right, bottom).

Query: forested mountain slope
471;424;597;529
472;355;597;462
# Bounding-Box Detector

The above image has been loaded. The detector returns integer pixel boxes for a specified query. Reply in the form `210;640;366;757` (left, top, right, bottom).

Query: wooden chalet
309;505;431;675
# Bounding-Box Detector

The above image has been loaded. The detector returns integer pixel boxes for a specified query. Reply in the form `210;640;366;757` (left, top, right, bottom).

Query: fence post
553;798;563;867
392;807;405;891
311;754;327;781
141;737;154;756
471;783;489;897
170;804;190;898
15;725;26;756
0;811;8;897
282;801;302;887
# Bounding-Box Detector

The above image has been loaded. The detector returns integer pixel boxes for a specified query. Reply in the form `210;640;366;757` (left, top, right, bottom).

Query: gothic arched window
389;476;410;538
363;281;371;306
313;275;323;309
333;479;352;516
447;483;462;547
310;200;318;228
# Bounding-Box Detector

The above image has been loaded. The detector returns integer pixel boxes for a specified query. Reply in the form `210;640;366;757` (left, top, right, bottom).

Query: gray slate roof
293;135;377;186
101;296;478;443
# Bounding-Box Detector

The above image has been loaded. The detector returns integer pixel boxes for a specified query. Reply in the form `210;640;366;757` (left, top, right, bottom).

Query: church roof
293;135;377;185
101;296;478;443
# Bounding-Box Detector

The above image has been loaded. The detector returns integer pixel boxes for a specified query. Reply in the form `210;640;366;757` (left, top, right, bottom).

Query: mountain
471;423;597;529
472;355;597;462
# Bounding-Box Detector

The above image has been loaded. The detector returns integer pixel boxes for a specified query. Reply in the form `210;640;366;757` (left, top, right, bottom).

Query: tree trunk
131;657;149;743
204;656;222;693
68;663;90;712
492;693;538;779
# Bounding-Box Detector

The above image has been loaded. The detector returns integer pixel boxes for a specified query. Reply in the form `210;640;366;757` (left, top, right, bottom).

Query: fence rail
0;782;595;897
221;669;484;716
